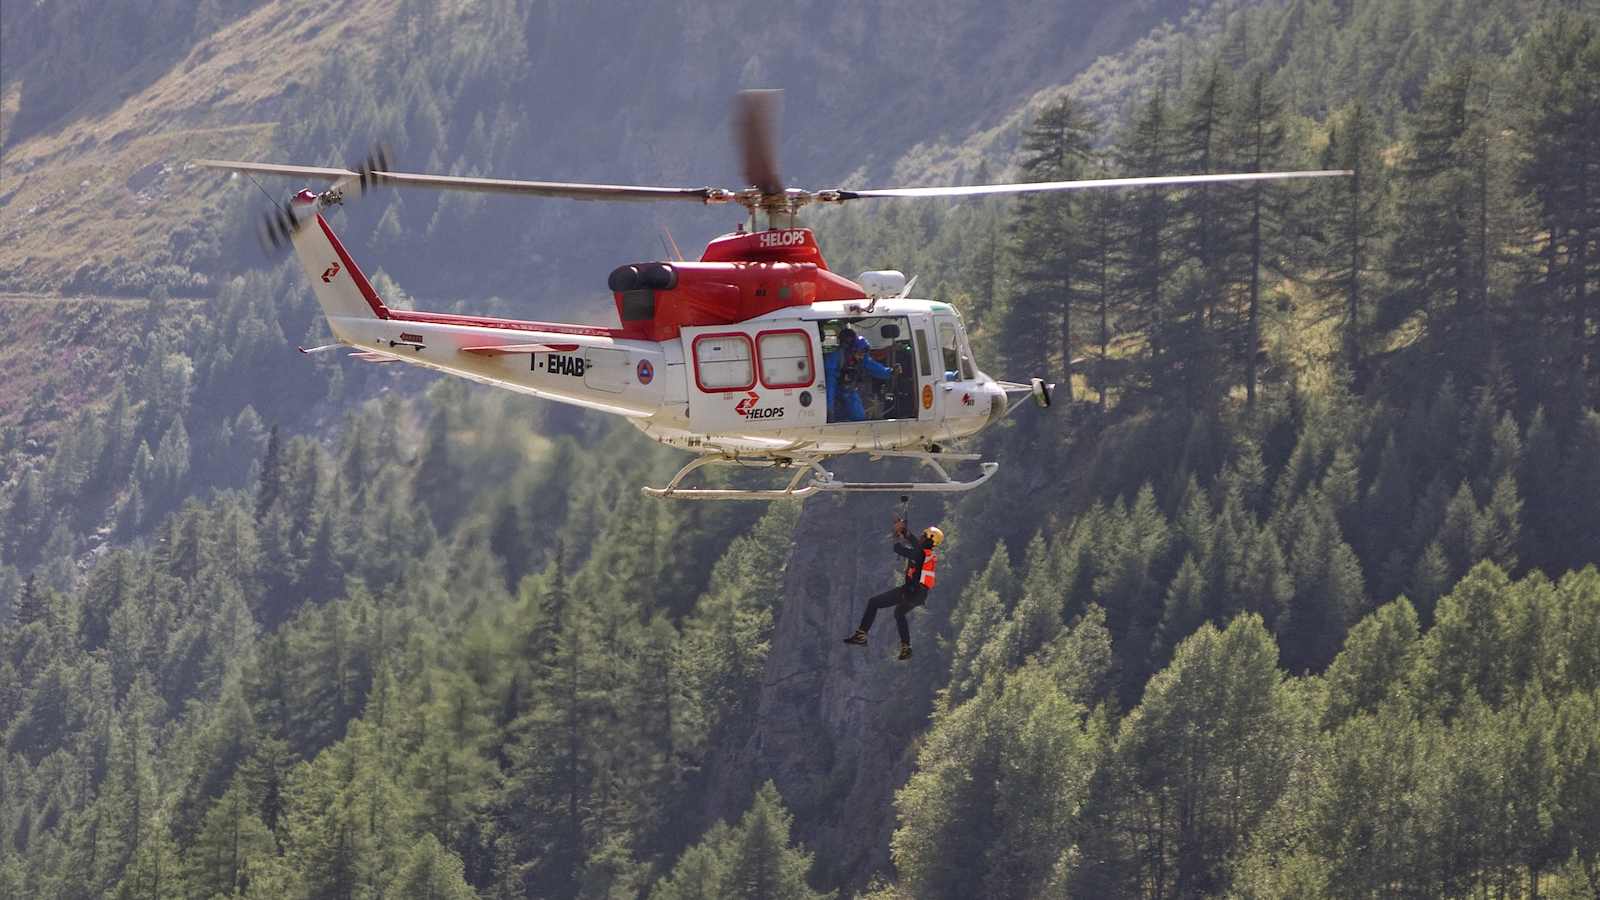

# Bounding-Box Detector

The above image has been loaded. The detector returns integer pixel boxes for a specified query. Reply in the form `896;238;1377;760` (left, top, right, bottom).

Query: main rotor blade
734;90;783;195
196;159;716;203
827;169;1353;200
197;159;357;180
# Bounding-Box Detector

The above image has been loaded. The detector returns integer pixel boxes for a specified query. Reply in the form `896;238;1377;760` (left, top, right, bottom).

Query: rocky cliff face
707;484;955;888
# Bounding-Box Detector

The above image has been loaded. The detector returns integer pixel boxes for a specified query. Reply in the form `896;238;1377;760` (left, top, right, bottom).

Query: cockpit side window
938;321;961;377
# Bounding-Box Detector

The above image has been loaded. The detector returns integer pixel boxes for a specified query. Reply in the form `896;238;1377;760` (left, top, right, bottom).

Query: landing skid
642;450;999;500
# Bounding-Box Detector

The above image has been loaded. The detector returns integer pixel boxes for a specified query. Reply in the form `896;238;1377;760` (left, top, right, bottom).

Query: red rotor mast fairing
609;228;861;342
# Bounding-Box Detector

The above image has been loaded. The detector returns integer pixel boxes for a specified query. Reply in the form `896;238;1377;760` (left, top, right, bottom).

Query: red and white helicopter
201;92;1347;499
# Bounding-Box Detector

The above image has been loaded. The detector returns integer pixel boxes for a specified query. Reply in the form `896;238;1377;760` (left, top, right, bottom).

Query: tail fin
291;213;390;324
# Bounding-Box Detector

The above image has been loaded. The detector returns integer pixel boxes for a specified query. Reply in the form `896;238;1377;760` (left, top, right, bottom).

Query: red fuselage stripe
317;216;390;319
387;308;617;337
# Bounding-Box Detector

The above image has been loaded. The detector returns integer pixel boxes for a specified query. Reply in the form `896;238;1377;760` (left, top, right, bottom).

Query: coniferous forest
3;1;1600;897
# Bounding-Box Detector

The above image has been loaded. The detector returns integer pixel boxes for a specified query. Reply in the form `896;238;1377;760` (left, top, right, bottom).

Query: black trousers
858;585;926;644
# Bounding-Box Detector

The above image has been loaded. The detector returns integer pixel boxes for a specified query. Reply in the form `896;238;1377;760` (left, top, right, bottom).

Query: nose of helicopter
981;377;1009;430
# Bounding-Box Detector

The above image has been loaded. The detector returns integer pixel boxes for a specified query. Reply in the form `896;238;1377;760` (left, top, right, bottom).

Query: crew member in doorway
823;327;893;422
843;518;943;660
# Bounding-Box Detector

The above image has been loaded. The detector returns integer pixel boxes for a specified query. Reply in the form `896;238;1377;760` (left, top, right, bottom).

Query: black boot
897;642;913;660
843;629;868;646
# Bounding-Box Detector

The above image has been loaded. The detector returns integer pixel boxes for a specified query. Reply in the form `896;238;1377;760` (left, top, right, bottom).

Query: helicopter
199;92;1348;499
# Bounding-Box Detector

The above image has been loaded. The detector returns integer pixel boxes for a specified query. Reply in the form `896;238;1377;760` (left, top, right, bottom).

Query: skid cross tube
642;450;998;500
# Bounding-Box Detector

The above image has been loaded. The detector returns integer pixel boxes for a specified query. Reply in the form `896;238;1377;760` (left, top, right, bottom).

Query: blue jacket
824;337;892;420
824;337;892;385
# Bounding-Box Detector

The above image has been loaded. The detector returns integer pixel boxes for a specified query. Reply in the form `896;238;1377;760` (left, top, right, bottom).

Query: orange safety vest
906;549;937;590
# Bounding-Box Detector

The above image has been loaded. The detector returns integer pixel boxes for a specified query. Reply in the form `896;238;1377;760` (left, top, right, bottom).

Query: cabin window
757;330;814;389
693;333;755;391
914;328;933;377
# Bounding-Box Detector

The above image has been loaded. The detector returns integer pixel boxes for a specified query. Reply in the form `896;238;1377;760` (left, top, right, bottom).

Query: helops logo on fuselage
734;391;785;419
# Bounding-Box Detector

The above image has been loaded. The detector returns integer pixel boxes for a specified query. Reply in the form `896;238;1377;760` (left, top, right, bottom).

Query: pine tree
715;782;830;900
894;666;1098;900
650;826;730;900
500;561;588;899
1113;615;1299;898
14;572;45;627
1171;63;1244;406
99;709;158;893
1413;561;1514;717
1552;689;1600;895
947;584;1004;705
946;543;1014;703
1281;492;1365;672
1073;179;1123;409
1317;101;1387;381
1118;93;1183;399
409;670;495;849
384;834;479;900
1557;411;1600;571
1239;522;1294;629
1437;480;1486;579
652;783;830;900
1514;14;1600;406
1298;701;1427;895
1153;555;1207;668
1481;472;1522;571
100;385;135;483
999;534;1067;670
1234;69;1290;409
1384;60;1509;380
151;418;190;507
1092;485;1173;701
183;782;275;898
1322;597;1420;726
1003;96;1099;394
1408;541;1453;625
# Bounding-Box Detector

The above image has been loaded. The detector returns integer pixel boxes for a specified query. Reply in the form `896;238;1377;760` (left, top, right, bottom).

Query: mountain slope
0;0;1214;300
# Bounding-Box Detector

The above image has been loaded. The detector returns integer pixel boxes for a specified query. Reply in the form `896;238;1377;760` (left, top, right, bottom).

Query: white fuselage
328;297;1005;457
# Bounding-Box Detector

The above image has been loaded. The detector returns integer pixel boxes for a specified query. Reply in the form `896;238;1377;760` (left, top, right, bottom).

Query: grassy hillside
0;0;400;294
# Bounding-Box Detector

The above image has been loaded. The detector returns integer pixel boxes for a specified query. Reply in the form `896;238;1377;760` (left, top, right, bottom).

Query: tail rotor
244;144;393;254
355;144;392;194
257;200;304;253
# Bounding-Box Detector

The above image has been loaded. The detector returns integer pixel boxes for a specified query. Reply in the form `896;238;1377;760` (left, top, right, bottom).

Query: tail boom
291;213;677;420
